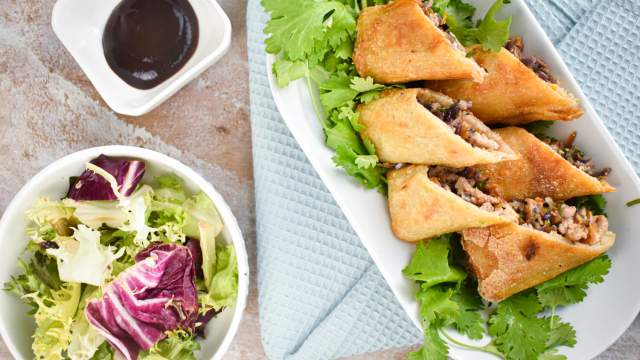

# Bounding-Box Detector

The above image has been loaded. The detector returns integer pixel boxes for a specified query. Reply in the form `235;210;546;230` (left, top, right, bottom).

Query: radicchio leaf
85;243;198;360
185;238;203;278
67;155;145;201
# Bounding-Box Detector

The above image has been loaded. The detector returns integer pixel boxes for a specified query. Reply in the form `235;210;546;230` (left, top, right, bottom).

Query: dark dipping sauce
102;0;199;90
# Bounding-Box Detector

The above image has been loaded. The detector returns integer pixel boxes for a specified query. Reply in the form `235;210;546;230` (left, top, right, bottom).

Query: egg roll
388;165;516;242
463;220;614;302
353;0;485;84
358;88;517;167
428;38;582;124
475;127;614;201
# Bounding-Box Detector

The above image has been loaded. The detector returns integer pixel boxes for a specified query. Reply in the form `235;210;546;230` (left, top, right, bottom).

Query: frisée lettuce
4;155;238;360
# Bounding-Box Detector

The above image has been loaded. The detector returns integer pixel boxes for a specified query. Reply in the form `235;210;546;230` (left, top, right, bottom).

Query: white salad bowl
51;0;232;116
267;1;640;359
0;146;249;360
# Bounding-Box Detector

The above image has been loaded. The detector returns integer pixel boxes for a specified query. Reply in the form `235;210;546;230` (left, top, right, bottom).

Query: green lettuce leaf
90;343;114;360
183;193;223;240
68;286;106;360
139;330;200;360
25;282;81;360
200;244;238;312
4;252;61;312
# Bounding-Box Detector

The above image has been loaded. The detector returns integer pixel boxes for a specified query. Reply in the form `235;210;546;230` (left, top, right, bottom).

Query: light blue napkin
247;1;640;359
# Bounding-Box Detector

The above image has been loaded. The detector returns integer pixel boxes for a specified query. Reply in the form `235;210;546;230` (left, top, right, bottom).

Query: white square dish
51;0;231;116
266;1;640;359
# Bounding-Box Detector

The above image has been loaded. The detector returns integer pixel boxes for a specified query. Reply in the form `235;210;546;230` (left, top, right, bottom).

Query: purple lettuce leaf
195;307;223;338
85;243;198;360
185;238;203;279
67;155;145;201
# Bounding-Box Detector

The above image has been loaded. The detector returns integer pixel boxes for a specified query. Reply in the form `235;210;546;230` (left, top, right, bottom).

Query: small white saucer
52;0;232;116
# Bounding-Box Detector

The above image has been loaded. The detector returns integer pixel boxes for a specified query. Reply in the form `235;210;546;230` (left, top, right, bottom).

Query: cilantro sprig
433;0;512;52
263;0;395;192
404;234;611;360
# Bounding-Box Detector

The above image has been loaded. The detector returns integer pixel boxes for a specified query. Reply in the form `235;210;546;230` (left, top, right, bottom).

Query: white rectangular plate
266;1;640;358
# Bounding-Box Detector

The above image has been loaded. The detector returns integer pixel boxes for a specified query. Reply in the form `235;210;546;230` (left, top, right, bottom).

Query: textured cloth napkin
247;0;640;359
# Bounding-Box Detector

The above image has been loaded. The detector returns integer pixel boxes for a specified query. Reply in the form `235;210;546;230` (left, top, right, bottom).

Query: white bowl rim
0;145;249;360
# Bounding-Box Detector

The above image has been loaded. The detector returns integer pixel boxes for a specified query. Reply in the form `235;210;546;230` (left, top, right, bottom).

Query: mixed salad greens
4;155;238;360
264;0;615;359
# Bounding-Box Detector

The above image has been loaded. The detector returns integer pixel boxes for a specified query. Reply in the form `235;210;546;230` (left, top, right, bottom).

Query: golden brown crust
358;88;518;167
428;47;583;124
475;127;615;200
462;223;615;302
388;165;511;242
353;0;485;84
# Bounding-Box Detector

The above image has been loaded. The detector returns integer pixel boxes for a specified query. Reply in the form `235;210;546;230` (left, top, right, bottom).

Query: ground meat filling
544;131;611;179
505;37;557;84
511;197;609;244
428;167;519;221
417;93;501;151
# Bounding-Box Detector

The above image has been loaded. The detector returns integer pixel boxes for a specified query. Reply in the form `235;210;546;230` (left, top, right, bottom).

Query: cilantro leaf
432;0;476;44
474;0;512;52
332;145;383;188
450;283;485;339
349;76;385;93
545;317;576;349
272;58;308;87
566;195;607;216
402;235;467;287
433;0;511;51
324;120;365;153
408;326;449;360
488;292;549;360
538;349;568;360
417;285;459;327
536;256;611;308
355;154;378;169
319;73;359;112
262;0;356;64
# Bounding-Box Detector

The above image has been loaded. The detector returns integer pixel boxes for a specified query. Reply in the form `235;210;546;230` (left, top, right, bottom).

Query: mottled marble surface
0;0;638;359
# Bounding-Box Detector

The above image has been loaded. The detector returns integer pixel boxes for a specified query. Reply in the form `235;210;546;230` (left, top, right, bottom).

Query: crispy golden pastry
388;165;514;242
462;222;615;302
475;127;614;201
353;0;485;84
428;44;582;125
358;88;517;167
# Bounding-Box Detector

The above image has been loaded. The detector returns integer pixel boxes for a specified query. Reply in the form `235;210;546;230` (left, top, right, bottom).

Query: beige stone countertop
1;0;639;359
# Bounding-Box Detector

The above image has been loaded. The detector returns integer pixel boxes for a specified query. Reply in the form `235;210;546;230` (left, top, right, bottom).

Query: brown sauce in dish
102;0;199;90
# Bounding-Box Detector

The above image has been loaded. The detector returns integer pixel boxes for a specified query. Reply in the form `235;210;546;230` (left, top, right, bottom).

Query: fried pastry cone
388;165;516;242
353;0;485;84
429;38;582;124
475;127;614;201
463;221;614;302
358;88;517;167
